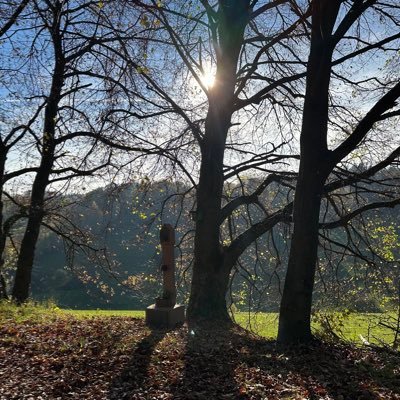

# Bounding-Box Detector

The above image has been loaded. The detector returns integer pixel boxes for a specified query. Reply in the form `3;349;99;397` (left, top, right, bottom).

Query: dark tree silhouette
278;0;400;343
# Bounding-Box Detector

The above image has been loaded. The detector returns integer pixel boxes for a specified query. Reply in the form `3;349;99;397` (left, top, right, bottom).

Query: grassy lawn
63;308;398;346
0;302;397;346
63;309;145;319
235;311;398;345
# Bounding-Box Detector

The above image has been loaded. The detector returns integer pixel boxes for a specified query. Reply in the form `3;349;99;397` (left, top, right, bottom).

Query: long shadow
171;322;248;399
108;327;167;400
283;340;400;399
107;321;399;399
172;324;400;399
230;333;400;400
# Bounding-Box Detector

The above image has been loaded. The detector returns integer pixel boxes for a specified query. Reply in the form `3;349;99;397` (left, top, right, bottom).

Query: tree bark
11;114;60;303
278;172;324;342
0;147;8;299
187;77;238;322
187;0;250;322
277;0;340;343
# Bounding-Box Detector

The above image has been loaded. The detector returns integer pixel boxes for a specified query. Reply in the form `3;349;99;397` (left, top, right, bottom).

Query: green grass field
0;301;397;347
64;309;398;345
63;309;145;319
234;311;398;345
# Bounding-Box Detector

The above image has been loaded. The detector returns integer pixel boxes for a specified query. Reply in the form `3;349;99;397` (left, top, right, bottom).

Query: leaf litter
0;316;399;399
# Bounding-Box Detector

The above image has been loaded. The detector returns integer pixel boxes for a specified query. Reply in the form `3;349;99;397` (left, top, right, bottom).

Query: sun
200;70;215;89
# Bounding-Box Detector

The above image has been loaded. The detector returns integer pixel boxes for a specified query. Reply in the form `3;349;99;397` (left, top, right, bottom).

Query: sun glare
200;71;215;89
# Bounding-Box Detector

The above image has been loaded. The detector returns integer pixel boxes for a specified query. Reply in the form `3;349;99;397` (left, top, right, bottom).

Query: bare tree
0;0;30;37
0;0;40;298
278;0;400;343
7;0;151;302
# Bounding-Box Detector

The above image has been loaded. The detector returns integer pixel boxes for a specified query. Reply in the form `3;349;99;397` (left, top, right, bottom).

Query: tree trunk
0;149;8;300
187;93;235;322
277;0;340;343
11;207;46;303
278;172;324;342
188;244;232;321
11;26;64;303
11;128;58;304
187;0;250;322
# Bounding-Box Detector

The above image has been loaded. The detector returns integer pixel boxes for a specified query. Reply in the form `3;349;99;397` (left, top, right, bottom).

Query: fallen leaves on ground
0;316;399;399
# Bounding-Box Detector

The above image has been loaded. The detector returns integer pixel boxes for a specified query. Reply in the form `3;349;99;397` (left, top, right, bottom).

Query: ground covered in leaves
0;315;399;399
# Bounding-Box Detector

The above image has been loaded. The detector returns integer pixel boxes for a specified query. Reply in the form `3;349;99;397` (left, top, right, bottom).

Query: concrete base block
145;304;185;328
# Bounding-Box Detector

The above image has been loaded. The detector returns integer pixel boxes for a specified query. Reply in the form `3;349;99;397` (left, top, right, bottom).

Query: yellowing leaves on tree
140;15;150;28
139;212;147;220
136;65;149;74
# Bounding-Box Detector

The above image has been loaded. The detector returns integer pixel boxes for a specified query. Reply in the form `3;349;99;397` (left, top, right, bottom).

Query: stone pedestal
145;304;185;328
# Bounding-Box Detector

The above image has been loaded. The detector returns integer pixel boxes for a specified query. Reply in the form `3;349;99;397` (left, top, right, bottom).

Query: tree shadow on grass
108;327;168;400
